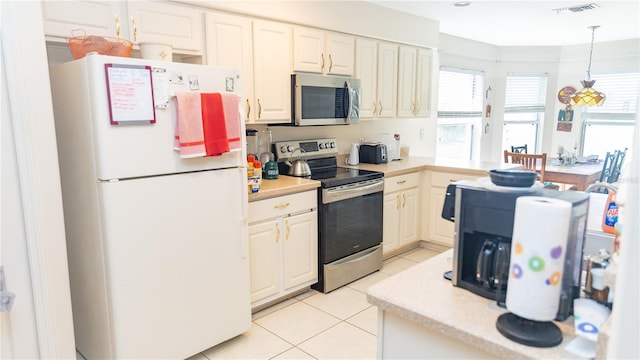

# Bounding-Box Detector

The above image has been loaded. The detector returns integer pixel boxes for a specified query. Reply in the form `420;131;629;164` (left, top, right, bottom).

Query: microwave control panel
274;138;338;161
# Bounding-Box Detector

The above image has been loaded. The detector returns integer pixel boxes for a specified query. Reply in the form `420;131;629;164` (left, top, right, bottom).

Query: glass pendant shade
570;80;606;106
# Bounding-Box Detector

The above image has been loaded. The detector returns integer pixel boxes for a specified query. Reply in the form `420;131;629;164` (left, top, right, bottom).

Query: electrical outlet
419;128;425;140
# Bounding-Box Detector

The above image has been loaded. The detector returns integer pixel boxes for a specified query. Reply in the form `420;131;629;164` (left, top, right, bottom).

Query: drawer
249;190;317;224
384;172;420;193
430;171;479;188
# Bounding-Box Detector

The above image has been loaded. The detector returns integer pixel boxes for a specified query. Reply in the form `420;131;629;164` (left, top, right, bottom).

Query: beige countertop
248;156;520;202
340;155;522;177
367;249;580;359
248;175;320;202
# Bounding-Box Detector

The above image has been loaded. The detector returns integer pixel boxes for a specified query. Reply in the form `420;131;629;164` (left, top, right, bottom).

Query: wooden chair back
504;150;547;182
510;145;528;154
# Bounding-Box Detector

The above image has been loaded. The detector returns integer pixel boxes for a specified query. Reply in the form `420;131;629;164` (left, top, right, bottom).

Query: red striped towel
201;93;230;156
174;92;206;158
220;93;242;152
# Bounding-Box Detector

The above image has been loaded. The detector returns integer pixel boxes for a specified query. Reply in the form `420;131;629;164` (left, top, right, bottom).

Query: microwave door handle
345;81;354;124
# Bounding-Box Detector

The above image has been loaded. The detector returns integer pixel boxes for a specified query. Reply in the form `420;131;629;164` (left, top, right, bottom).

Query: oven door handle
323;179;384;204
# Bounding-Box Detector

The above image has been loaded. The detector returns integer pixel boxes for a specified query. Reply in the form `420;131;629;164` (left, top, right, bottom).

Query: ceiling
368;1;640;46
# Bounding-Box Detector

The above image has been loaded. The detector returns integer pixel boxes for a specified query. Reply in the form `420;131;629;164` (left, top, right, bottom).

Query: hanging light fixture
570;25;606;106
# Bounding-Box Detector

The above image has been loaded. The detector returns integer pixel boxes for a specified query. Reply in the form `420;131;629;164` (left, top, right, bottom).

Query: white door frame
1;1;75;358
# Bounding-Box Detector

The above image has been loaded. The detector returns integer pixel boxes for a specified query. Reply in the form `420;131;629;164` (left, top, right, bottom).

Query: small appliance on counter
441;173;590;322
346;143;359;165
359;143;387;164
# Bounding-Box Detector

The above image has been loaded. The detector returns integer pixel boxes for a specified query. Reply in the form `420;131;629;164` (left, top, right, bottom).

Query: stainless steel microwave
291;73;360;126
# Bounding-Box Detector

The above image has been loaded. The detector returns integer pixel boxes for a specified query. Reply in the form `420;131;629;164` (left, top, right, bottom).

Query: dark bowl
488;169;538;187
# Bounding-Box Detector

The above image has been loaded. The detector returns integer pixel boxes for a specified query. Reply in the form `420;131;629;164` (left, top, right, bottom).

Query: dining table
544;159;603;191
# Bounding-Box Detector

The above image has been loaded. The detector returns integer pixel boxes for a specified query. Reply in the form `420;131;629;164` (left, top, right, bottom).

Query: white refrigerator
49;54;250;359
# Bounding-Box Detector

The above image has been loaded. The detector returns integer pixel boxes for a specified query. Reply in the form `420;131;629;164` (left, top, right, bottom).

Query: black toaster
359;144;388;164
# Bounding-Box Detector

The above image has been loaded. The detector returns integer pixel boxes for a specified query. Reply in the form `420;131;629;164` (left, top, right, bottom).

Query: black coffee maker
441;180;590;321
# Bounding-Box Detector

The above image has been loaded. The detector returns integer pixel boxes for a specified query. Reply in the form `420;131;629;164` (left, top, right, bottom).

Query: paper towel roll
506;196;572;321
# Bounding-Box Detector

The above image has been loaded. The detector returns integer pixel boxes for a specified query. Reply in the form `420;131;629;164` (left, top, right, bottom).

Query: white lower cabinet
383;172;420;257
248;190;318;308
425;170;480;247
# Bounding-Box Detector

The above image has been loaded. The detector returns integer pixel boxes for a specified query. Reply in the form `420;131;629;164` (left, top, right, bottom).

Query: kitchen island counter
248;175;320;202
343;155;522;177
367;249;580;359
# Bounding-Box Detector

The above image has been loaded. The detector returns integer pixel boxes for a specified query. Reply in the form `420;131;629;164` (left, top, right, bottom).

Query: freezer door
94;168;250;359
50;55;245;180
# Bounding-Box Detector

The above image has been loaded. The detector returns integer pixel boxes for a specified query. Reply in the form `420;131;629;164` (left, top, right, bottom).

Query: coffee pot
346;143;359;165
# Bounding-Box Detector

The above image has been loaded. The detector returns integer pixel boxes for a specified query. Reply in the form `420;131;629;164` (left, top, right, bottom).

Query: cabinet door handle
131;17;137;42
273;202;290;209
402;193;407;207
321;53;325;72
285;220;290;240
378;100;382;117
114;14;121;38
328;54;333;73
246;99;251;119
396;194;401;210
411;101;415;115
257;99;262;119
275;223;280;243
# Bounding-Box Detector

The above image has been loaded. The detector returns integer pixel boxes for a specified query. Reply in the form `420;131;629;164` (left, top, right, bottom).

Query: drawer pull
397;180;407;184
273;203;290;209
449;179;458;183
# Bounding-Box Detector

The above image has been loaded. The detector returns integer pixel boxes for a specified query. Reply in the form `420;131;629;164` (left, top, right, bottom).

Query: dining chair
609;148;627;183
599;151;616;183
503;150;548;183
510;145;528;154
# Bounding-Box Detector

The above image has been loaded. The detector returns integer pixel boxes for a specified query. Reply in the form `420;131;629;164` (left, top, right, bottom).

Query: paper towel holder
496;313;562;347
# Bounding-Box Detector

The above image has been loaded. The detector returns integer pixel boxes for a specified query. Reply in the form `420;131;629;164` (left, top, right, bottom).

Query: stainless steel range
274;138;384;293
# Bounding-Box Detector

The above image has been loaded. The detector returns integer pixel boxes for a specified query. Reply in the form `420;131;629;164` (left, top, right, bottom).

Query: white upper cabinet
356;38;398;119
42;1;126;40
205;12;254;121
293;26;354;76
251;20;293;123
398;46;433;117
126;2;204;54
205;15;291;124
42;1;204;55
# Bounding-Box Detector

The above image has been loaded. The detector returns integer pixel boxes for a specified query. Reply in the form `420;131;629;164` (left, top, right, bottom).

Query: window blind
583;72;640;119
504;73;548;113
437;67;484;117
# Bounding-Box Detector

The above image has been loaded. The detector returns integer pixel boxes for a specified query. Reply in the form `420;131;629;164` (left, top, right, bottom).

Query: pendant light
570;26;606;106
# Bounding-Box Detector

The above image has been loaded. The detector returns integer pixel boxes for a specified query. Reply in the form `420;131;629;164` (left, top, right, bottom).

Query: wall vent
553;3;600;14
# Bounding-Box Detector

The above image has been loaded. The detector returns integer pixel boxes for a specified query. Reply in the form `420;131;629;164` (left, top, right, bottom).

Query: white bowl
139;42;173;61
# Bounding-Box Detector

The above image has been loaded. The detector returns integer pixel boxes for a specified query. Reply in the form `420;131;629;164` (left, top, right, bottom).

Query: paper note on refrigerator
105;64;156;125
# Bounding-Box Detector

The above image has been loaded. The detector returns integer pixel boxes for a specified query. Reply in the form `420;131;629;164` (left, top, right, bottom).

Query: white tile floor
188;246;441;360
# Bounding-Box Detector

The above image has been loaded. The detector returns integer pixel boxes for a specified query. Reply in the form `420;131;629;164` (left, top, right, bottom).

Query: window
502;73;548;153
581;71;639;158
437;68;484;160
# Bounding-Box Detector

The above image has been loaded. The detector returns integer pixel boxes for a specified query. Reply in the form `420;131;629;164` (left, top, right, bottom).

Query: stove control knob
330;142;336;148
319;143;325;149
287;145;294;152
324;142;330;149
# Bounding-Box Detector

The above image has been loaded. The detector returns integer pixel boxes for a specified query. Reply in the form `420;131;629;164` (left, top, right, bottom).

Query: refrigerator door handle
240;167;249;259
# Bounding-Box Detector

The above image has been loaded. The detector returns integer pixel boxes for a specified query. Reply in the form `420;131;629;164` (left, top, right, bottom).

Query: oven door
319;179;383;263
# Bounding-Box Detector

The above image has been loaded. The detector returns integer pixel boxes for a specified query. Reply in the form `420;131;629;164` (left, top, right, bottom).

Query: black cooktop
278;156;383;188
311;167;383;188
